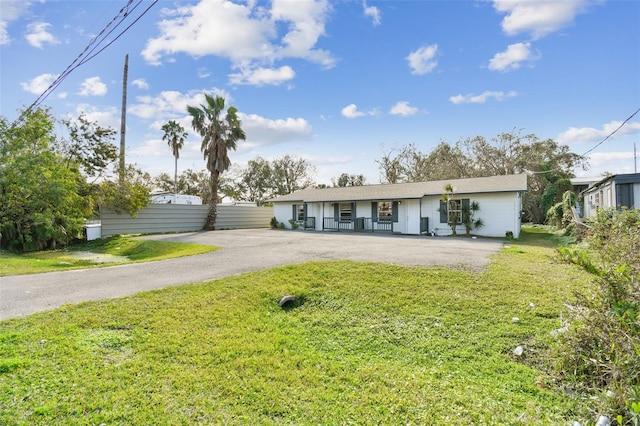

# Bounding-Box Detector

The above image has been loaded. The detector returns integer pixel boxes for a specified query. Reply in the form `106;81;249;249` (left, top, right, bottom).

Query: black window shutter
303;203;308;220
351;202;355;220
392;201;399;222
334;203;339;220
371;202;378;222
292;204;296;220
440;200;447;223
461;199;470;224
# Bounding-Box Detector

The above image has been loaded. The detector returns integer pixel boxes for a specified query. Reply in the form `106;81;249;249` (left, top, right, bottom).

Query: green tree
441;183;459;236
558;208;640;420
376;142;469;183
179;168;213;204
97;164;152;218
461;200;483;236
546;190;576;230
59;113;118;181
376;131;586;223
333;173;366;187
152;172;175;193
161;120;188;194
187;94;246;230
270;154;316;195
234;157;273;205
0;108;92;251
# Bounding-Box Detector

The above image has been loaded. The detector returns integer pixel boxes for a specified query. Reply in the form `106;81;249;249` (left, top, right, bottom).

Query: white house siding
420;192;521;238
464;192;522;238
583;180;640;218
274;194;521;238
274;203;294;227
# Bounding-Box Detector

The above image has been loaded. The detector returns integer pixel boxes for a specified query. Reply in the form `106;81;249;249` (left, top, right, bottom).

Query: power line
10;0;158;128
582;107;640;156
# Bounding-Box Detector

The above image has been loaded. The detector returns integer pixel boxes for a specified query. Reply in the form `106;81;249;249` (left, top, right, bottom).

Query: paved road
0;229;504;321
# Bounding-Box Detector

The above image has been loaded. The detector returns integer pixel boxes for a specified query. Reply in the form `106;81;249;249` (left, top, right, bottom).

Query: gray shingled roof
270;174;528;203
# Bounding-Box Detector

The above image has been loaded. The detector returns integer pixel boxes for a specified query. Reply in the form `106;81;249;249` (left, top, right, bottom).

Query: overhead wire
525;106;640;175
581;107;640;156
10;0;158;128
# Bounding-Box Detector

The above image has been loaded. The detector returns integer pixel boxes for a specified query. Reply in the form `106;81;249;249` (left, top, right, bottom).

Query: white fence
100;204;273;237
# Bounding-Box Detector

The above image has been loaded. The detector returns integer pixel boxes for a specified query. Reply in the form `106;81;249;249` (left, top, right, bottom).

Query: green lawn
0;229;594;425
0;235;218;276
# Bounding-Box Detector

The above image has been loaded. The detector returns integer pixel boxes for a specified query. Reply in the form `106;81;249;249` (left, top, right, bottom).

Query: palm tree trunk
174;155;178;194
204;171;219;230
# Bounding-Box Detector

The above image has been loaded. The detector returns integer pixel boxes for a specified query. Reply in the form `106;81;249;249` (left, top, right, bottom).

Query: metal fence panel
101;204;273;237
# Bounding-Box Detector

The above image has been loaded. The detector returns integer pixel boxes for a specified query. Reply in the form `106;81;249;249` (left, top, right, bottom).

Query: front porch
297;216;430;234
322;217;393;232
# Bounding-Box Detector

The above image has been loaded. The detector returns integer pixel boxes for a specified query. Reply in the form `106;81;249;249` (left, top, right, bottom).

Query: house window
293;204;305;221
339;203;352;220
378;201;392;221
448;199;462;224
440;199;465;224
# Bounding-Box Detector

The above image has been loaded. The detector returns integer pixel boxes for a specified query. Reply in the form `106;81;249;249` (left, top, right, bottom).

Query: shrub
556;208;640;422
288;219;299;230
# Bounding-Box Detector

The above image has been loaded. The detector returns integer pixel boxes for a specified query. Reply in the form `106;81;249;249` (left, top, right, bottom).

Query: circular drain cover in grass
279;295;297;308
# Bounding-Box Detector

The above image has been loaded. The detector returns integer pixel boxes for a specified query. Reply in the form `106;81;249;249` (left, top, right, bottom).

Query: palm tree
161;120;188;194
187;94;246;230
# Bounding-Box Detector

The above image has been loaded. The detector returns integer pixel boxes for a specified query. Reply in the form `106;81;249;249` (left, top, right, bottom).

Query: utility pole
119;54;129;184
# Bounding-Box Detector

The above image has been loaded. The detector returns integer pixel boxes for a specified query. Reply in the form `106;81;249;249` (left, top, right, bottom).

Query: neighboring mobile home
581;173;640;218
270;174;528;238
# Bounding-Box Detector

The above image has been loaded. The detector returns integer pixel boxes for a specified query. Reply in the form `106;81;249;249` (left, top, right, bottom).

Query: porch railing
322;217;392;232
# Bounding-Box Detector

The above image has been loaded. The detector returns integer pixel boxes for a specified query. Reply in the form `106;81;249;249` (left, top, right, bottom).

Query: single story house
581;173;640;218
270;174;528;238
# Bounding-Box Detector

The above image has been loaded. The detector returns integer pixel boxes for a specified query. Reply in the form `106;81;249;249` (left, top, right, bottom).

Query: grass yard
0;229;594;425
0;235;218;276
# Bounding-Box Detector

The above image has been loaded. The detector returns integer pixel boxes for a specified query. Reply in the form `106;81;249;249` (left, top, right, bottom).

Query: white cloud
131;138;200;159
25;21;59;48
20;73;58;94
341;104;365;119
130;89;222;120
73;104;120;130
583;151;637;176
229;65;295;86
341;103;378;119
132;78;149;90
197;67;211;79
363;1;381;26
557;120;640;145
0;0;32;45
271;0;334;66
449;90;517;104
488;42;538;72
389;101;418;116
238;113;313;148
78;77;107;96
141;0;334;84
493;0;591;40
0;22;9;45
406;44;438;75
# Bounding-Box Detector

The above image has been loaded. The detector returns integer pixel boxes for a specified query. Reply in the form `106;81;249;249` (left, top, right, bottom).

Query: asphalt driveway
0;229;504;321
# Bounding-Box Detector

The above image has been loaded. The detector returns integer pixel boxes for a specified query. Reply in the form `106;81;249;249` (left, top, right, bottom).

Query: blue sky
1;0;639;185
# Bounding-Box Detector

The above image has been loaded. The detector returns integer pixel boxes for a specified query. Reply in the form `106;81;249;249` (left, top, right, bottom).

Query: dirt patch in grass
63;251;129;264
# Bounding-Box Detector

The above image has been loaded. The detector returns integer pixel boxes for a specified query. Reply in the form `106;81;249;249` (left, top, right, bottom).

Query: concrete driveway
0;229;504;321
